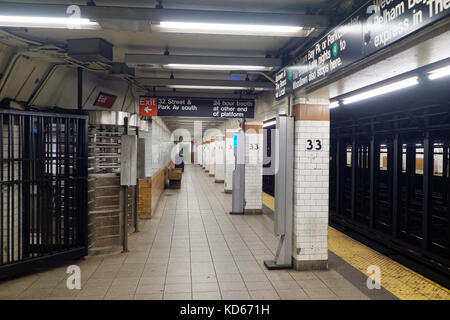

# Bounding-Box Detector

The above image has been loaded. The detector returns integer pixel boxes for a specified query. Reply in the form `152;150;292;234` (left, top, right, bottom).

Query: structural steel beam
137;78;274;90
148;91;256;99
125;54;281;69
0;3;330;28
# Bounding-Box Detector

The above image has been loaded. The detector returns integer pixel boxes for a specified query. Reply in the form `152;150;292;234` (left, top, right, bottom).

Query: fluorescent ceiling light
343;77;419;105
164;64;272;71
0;15;99;29
428;65;450;80
329;101;340;109
159;21;302;34
263;120;276;128
167;85;266;91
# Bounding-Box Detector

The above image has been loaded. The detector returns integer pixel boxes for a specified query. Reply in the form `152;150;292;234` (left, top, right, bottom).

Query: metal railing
0;109;88;279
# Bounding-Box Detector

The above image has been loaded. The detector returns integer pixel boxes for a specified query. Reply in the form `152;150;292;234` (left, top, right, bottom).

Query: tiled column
293;103;330;270
209;138;216;177
244;124;263;213
224;130;236;193
198;144;203;166
204;141;210;172
215;135;225;183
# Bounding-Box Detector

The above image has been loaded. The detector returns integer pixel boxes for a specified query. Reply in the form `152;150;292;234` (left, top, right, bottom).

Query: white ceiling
0;0;364;134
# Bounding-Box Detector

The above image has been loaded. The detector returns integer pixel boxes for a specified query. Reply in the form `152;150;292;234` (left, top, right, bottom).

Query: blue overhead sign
148;97;255;119
275;0;450;99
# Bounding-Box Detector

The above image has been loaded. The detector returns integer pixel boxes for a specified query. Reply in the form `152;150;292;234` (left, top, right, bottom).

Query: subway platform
0;165;447;300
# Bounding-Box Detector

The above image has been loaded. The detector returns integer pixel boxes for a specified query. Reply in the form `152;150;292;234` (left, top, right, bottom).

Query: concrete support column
198;144;203;166
244;123;263;213
204;141;210;172
215;135;225;183
209;138;216;176
224;129;237;193
293;103;330;270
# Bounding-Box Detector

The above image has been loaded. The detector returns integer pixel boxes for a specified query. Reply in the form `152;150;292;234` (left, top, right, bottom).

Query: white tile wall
198;145;203;166
245;132;263;210
224;133;235;192
209;141;216;175
139;129;152;178
150;117;173;177
294;120;329;262
214;138;225;182
204;143;210;172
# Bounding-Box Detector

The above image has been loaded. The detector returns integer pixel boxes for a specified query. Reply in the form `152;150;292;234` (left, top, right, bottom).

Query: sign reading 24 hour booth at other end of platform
140;97;255;119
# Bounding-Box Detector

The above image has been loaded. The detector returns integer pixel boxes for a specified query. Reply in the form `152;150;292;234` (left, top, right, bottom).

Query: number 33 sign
307;139;322;151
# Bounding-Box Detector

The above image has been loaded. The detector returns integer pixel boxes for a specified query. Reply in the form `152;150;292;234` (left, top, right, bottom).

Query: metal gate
0;109;88;280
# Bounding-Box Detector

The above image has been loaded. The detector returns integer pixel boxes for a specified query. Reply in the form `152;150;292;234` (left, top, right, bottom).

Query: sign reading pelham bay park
276;0;450;99
139;97;255;118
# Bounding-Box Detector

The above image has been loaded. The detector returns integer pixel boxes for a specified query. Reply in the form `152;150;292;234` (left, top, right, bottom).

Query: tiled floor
0;164;375;300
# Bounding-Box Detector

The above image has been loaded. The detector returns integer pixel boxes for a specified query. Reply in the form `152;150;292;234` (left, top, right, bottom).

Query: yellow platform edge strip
262;192;275;211
262;193;449;300
328;227;450;300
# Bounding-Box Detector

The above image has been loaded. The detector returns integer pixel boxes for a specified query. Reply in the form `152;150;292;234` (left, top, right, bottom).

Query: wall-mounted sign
139;97;158;116
94;92;117;109
276;0;450;100
139;97;255;119
233;134;239;147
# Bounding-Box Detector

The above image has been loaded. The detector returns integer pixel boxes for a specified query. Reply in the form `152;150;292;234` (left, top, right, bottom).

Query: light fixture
158;21;302;36
167;85;267;91
0;15;99;29
427;65;450;80
329;101;340;109
342;77;419;105
164;64;272;71
263;120;276;128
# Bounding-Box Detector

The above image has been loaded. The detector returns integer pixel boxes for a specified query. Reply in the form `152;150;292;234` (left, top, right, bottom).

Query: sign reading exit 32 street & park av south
275;0;450;99
139;97;255;119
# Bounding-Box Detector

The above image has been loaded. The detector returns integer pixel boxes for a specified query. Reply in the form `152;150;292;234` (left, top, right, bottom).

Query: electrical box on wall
67;38;113;63
120;135;137;186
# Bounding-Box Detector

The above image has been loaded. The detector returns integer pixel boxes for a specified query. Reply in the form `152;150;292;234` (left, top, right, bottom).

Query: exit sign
94;92;117;109
139;97;158;117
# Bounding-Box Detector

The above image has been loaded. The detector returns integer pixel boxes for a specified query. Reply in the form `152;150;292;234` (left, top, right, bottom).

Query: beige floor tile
270;280;301;291
76;286;109;299
265;271;294;281
136;283;165;294
165;275;191;284
245;281;274;291
84;278;114;288
192;274;218;283
289;271;319;281
241;273;269;282
216;273;243;282
276;288;309;300
218;281;247;291
138;276;166;285
28;279;60;289
249;289;280;300
133;293;163;300
193;291;221;300
0;166;385;302
47;288;79;300
163;292;192;300
193;282;220;292
112;277;140;287
221;290;251;300
164;283;191;293
18;288;53;300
